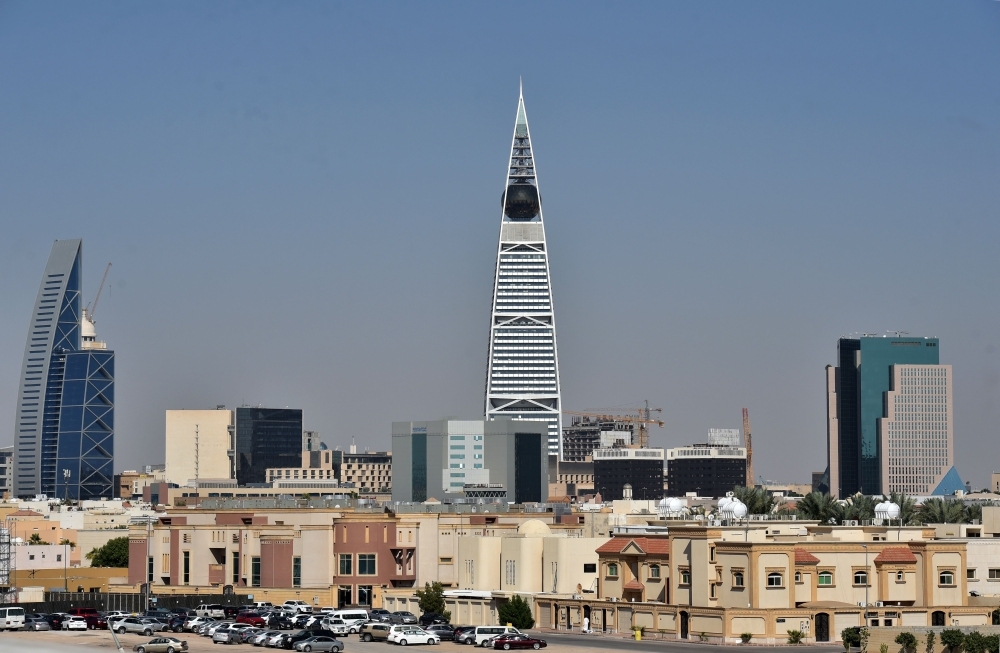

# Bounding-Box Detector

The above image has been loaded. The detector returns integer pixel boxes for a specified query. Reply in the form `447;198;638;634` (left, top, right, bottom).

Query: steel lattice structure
485;85;563;457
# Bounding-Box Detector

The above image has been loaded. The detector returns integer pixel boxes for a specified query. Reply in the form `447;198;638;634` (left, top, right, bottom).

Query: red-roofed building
596;535;670;603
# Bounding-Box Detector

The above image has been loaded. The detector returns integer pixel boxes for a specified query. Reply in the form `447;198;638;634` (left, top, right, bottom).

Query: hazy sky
2;3;998;487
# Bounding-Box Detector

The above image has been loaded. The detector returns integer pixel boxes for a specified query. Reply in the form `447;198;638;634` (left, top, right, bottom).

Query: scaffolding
0;525;12;604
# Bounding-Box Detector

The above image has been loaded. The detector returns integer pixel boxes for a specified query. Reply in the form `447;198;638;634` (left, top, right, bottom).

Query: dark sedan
426;624;456;641
493;634;547;650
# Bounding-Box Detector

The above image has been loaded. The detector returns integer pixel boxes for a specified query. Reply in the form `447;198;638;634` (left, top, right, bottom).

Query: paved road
539;631;845;653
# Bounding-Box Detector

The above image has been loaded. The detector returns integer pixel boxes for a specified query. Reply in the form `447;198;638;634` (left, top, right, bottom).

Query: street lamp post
862;544;869;622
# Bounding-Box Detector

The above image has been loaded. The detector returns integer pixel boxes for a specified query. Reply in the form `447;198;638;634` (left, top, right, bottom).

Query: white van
330;609;369;625
0;607;26;631
473;626;520;646
252;602;274;609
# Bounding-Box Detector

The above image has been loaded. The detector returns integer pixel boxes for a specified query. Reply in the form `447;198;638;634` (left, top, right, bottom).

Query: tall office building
485;85;563;457
13;239;115;500
826;335;960;498
391;418;547;504
232;407;302;486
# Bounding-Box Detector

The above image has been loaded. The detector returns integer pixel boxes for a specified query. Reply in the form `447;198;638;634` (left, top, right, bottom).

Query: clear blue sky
1;2;998;487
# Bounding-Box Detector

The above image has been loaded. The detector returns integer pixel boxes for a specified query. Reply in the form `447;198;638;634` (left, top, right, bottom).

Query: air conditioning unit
876;602;884;608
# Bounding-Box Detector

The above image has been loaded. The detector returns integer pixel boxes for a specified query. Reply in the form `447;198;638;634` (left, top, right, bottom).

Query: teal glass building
826;335;960;498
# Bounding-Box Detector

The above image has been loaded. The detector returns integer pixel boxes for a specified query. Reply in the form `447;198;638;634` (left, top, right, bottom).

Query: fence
16;591;252;614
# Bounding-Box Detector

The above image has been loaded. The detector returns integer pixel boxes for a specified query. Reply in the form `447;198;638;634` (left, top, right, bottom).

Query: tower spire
485;87;563;458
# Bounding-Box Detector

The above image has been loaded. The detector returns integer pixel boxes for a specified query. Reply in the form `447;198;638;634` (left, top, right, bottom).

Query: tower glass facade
826;336;955;497
485;87;563;457
233;407;303;486
14;239;114;499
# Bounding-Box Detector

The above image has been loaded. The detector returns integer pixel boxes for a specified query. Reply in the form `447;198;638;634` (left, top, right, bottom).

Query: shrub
861;627;871;653
962;632;985;653
926;633;936;653
741;633;753;644
896;632;918;652
497;595;534;630
788;630;805;645
982;635;998;653
881;644;890;653
940;629;965;653
699;632;708;642
843;627;863;650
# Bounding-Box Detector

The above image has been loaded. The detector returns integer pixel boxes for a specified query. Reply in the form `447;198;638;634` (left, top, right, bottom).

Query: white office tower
485;85;563;457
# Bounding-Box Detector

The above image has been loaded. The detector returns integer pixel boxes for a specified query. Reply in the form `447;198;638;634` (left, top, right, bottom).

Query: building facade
593;448;664;500
665;444;747;498
165;408;233;486
561;417;634;462
0;446;12;497
334;450;392;493
233;407;303;486
484;87;563;457
826;336;958;498
392;419;547;503
13;239;115;500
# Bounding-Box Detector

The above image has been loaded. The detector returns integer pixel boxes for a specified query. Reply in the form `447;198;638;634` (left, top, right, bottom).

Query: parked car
223;606;241;619
252;602;274;610
320;618;350;636
0;606;25;631
238;612;268;627
25;616;51;631
283;600;312;614
172;608;197;618
43;613;66;630
213;624;240;644
113;617;162;636
294;635;345;653
205;621;232;637
195;604;227;618
492;635;546;651
184;616;214;632
64;616;90;631
266;631;287;648
285;629;335;650
253;630;280;646
241;627;263;643
425;625;455;641
132;636;190;653
360;622;391;642
470;626;520;647
387;626;422;644
393;628;440;646
368;609;391;623
264;613;294;630
419;613;447;628
390;612;417;625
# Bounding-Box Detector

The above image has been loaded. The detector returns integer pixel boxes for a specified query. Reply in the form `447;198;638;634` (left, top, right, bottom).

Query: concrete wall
866;626;999;653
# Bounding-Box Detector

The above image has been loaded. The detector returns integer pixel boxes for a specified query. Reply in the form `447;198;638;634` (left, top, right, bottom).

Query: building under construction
561;416;635;462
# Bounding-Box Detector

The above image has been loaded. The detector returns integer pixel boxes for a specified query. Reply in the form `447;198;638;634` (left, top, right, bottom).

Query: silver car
213;625;238;644
253;630;280;646
112;617;162;636
25;616;51;631
294;635;344;652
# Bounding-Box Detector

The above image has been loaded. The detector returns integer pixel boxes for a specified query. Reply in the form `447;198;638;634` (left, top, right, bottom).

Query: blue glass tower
14;240;114;500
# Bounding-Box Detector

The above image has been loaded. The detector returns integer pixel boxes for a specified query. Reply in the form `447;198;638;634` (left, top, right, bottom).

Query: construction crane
85;262;112;317
563;400;664;448
742;407;754;488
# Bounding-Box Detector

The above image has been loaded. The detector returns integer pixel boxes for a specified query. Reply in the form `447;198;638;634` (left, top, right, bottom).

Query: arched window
818;571;834;586
939;570;955;586
767;572;783;587
607;563;618;577
896;571;904;582
854;570;868;586
649;564;660;579
795;571;802;583
680;569;691;585
733;572;744;587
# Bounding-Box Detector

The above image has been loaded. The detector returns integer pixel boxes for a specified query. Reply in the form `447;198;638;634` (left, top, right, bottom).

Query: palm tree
918;498;965;524
887;492;919;525
27;533;50;545
964;503;982;524
731;486;777;515
796;492;843;524
842;493;877;522
58;538;76;549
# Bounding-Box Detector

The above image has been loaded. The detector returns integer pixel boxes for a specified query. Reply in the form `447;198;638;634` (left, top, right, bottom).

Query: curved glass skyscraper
13;239;114;500
485;87;563;458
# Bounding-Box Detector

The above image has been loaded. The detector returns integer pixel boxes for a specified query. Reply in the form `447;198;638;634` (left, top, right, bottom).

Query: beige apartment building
165;408;233;485
531;521;991;645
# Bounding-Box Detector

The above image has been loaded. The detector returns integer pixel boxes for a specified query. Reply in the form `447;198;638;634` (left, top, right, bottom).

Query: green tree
842;494;877;522
27;533;50;545
887;493;919;525
497;595;534;630
414;582;451;622
962;632;985;653
731;486;777;515
919;499;965;524
797;492;844;524
964;503;982;525
939;629;965;653
86;536;129;567
842;627;862;651
58;538;76;549
895;632;917;652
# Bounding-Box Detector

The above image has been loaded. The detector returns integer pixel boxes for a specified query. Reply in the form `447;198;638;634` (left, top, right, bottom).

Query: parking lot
0;628;846;653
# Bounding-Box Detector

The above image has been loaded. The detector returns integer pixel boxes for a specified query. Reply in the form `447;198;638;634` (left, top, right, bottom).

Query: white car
393;628;439;646
283;600;312;614
64;616;89;631
322;618;349;636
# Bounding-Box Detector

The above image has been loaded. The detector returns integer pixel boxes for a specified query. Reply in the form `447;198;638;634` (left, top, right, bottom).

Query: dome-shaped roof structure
502;183;540;220
517;519;551;537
